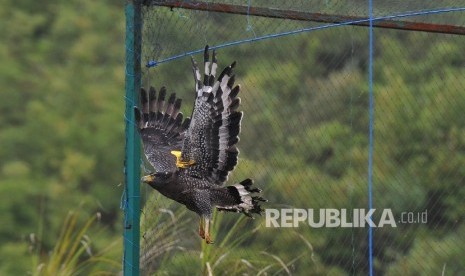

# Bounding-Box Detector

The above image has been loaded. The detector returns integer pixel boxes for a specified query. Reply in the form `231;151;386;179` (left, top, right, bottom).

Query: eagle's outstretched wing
180;45;242;184
135;86;190;173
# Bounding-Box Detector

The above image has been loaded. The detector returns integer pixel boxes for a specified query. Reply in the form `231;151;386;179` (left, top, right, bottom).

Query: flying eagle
134;46;266;244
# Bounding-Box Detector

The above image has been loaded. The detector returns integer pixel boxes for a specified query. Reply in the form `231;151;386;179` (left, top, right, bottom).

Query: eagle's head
141;172;175;189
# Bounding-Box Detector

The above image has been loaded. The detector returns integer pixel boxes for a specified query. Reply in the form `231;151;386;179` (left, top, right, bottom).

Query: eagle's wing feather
135;86;190;173
180;46;242;185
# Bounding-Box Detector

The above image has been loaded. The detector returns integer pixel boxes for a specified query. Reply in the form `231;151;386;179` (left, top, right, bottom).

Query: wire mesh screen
137;1;465;275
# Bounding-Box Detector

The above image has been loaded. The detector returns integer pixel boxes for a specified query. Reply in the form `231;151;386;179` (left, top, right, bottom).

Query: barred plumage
136;45;266;244
135;87;189;173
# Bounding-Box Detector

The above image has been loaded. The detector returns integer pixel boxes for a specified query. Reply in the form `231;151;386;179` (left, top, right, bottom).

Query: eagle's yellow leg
204;218;214;244
170;150;195;168
199;218;205;239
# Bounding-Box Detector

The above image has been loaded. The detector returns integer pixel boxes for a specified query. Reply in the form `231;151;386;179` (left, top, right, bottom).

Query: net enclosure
123;0;465;275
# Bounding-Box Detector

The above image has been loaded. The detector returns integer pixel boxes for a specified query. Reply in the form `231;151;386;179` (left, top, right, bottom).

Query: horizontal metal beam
145;1;465;35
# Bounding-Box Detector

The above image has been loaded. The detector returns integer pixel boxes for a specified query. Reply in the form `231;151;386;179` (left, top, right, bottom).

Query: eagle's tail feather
215;179;267;217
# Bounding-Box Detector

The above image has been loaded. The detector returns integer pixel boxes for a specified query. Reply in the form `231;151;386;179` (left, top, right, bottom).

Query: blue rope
368;0;374;275
146;7;465;68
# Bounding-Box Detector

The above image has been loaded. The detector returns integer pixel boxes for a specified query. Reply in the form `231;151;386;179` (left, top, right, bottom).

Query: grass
140;194;308;275
30;210;120;276
140;193;192;275
28;194;309;275
140;194;279;275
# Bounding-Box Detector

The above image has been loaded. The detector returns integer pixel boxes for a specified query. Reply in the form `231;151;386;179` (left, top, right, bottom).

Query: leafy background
1;0;464;275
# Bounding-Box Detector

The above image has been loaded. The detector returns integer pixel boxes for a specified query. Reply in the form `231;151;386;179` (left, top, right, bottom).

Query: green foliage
139;194;192;275
140;201;328;275
29;210;120;276
0;0;125;274
386;226;465;275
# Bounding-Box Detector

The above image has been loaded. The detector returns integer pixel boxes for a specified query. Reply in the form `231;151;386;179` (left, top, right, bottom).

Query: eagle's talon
203;217;214;244
199;220;205;239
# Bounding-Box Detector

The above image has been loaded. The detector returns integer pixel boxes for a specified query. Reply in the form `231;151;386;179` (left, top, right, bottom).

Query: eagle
134;46;266;244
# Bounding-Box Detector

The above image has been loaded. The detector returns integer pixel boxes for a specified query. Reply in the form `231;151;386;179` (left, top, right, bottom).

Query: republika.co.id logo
265;208;428;228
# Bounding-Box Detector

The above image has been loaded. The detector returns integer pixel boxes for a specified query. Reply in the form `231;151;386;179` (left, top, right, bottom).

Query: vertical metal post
123;0;141;275
367;0;375;275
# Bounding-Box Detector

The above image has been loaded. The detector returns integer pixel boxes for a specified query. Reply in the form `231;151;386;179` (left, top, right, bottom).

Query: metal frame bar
123;0;142;275
145;1;465;35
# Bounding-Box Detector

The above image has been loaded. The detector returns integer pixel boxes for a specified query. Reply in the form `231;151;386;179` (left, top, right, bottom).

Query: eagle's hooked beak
141;174;155;183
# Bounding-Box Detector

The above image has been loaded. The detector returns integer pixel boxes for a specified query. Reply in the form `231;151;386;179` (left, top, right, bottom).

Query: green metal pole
123;0;141;275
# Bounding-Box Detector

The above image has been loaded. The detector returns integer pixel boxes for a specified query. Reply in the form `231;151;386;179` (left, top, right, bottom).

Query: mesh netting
137;1;465;274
